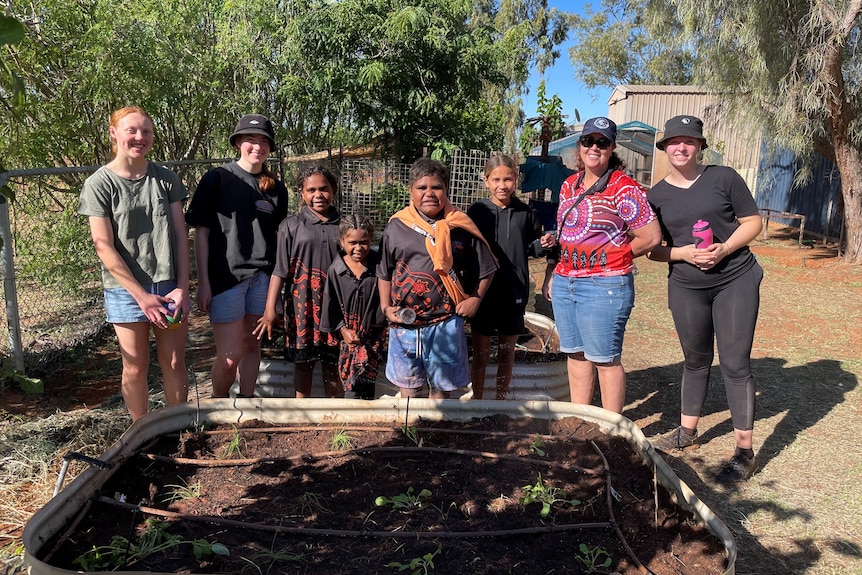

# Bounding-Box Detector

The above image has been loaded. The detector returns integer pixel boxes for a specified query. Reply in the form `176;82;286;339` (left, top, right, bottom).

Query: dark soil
42;416;727;574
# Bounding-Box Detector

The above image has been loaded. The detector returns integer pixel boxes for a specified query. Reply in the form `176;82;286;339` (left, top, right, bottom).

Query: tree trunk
823;22;862;264
833;148;862;263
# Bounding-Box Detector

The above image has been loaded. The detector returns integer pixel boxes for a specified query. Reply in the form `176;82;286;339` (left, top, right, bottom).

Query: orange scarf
390;201;494;305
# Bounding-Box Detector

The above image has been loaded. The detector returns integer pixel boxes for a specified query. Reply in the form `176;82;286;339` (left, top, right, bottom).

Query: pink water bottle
692;220;713;248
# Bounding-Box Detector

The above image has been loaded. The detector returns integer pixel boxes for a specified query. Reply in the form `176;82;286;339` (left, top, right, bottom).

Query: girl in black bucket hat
186;114;288;398
647;114;764;483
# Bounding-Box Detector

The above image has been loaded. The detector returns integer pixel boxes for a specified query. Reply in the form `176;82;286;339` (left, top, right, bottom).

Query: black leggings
667;263;763;431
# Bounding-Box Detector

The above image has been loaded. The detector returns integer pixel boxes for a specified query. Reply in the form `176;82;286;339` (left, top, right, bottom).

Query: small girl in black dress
320;215;387;399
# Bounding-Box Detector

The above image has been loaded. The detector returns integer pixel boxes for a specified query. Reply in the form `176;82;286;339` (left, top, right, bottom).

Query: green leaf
0;14;25;46
210;542;230;556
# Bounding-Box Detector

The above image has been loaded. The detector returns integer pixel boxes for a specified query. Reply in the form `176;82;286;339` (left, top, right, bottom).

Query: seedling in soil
375;487;432;511
575;543;612;573
529;434;546;456
387;544;441;575
222;425;245;459
330;427;355;450
431;501;459;521
73;518;228;571
240;547;304;574
519;473;581;518
162;478;202;503
294;491;330;515
401;424;423;446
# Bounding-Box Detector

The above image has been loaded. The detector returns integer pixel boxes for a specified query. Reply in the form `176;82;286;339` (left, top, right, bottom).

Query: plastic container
692;219;713;248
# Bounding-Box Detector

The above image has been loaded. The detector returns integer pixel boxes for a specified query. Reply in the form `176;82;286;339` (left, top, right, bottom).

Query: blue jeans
385;315;469;392
550;273;634;363
209;270;270;324
103;280;177;323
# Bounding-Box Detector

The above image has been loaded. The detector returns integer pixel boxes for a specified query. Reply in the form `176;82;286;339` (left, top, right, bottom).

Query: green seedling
162;478;202;503
330;427;355;450
387;544;441;575
432;501;459;521
240;548;304;574
529;434;546;457
73;518;228;571
294;491;330;515
222;425;245;459
401;424;423;446
575;543;612;573
519;473;580;518
375;487;432;511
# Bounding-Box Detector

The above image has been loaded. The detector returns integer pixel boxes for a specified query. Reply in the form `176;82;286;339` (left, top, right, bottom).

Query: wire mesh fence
0;150;493;382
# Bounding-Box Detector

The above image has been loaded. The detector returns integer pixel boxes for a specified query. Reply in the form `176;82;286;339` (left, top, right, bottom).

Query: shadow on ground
625;357;859;575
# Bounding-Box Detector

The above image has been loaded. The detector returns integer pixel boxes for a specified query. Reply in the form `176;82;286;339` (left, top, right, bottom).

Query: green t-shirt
78;162;188;288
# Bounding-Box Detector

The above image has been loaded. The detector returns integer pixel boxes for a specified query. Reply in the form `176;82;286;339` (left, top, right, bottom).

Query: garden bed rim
23;397;736;575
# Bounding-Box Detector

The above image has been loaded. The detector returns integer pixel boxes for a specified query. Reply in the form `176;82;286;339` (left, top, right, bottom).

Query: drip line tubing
138;445;603;476
182;425;564;441
93;495;613;539
590;440;653;575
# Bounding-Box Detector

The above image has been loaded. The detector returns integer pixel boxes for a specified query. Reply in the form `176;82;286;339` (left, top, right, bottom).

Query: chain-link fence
0;150;493;383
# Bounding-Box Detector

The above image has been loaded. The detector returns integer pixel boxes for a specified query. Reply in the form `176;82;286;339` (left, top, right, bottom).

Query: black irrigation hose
132;423;655;572
590;440;655;575
185;424;561;441
94;495;614;539
138;445;603;476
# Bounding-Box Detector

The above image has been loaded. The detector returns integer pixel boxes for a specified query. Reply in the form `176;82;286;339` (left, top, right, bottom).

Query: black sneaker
651;426;699;452
716;452;758;483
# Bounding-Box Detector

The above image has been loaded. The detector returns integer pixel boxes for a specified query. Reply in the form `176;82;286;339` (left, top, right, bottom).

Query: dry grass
1;235;861;574
624;250;862;575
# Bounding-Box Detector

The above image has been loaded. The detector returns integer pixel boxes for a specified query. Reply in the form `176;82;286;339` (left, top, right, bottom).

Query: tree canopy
564;0;862;263
0;0;571;169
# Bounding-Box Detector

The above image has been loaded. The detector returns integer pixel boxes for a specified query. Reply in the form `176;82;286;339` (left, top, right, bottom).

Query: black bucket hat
229;114;275;148
656;115;708;150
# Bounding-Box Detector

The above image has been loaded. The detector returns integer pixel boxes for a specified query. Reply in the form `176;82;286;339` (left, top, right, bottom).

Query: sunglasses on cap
579;135;613;150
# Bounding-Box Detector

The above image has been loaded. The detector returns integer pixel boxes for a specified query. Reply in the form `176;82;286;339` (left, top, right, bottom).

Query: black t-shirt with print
273;206;341;349
376;216;497;327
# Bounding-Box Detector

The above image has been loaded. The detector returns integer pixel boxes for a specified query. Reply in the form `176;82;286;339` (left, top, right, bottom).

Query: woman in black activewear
647;115;764;484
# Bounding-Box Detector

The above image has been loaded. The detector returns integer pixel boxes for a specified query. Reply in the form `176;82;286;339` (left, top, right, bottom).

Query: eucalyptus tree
565;0;694;90
563;0;862;263
669;0;862;263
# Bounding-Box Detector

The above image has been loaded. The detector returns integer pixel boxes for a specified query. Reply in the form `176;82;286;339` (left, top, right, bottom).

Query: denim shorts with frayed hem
209;270;270;324
550;273;634;363
385;315;468;392
103;280;177;324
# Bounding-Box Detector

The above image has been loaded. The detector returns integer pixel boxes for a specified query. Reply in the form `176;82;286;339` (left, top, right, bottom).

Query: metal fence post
0;194;25;373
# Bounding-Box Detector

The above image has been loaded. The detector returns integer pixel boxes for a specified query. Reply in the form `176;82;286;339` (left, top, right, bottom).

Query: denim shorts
385;315;469;392
550;273;634;363
103;280;177;324
210;270;270;324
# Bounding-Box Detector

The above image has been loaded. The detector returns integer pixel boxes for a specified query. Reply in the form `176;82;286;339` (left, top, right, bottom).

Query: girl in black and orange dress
254;166;341;397
320;214;387;400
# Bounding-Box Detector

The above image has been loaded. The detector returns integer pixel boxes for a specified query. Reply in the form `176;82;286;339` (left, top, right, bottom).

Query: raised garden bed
25;400;734;574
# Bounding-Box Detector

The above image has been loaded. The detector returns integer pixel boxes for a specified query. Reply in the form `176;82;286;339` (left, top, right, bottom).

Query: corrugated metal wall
607;86;761;190
756;147;843;238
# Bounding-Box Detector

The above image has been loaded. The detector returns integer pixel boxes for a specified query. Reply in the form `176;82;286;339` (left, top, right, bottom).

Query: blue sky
522;0;612;124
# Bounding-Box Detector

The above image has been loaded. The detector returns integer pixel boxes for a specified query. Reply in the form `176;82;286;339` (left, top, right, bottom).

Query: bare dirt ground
2;223;861;574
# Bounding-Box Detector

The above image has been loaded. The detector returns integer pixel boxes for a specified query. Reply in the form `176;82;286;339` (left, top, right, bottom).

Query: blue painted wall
755;146;843;239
